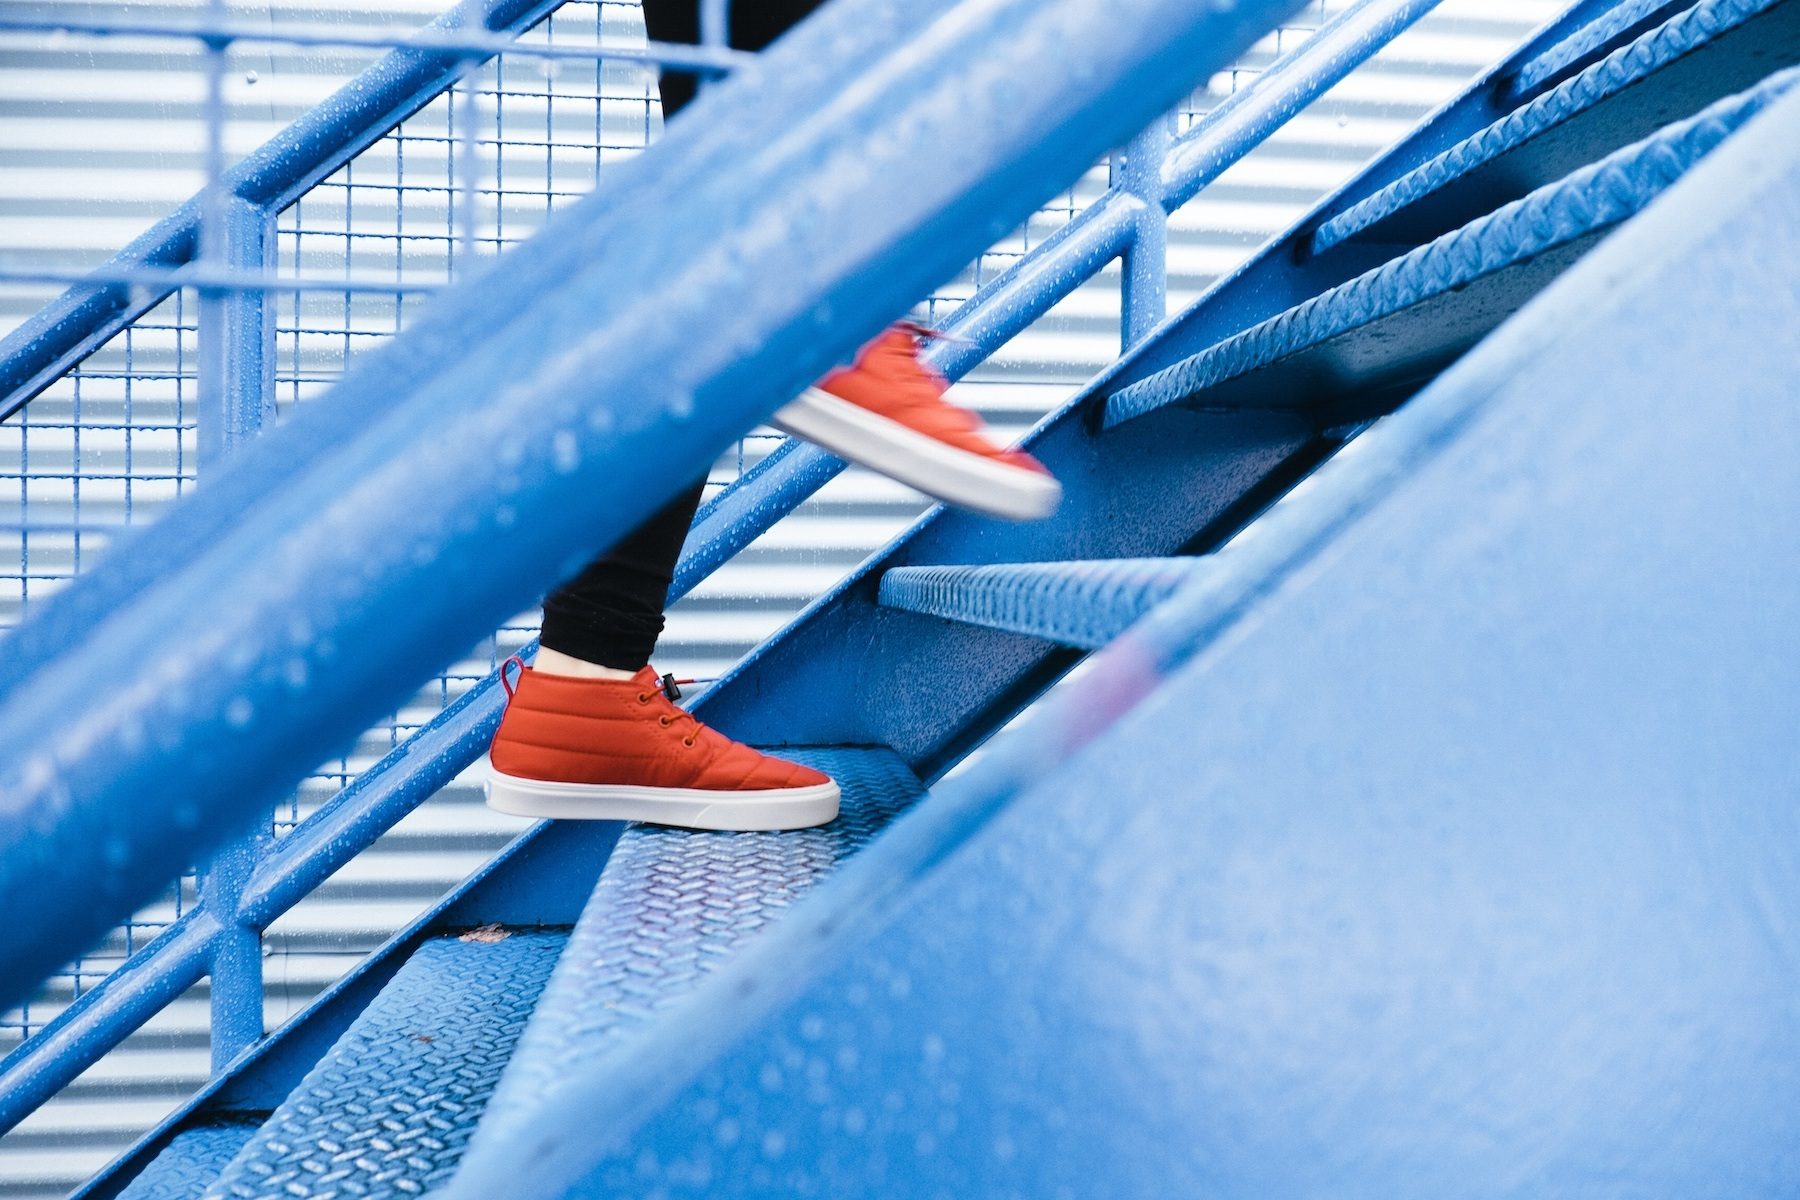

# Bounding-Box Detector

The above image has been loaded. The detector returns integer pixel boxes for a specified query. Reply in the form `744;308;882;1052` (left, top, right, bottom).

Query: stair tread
196;931;566;1200
115;1123;260;1200
454;747;925;1184
1312;0;1797;253
1104;70;1794;429
879;558;1204;649
1512;0;1695;96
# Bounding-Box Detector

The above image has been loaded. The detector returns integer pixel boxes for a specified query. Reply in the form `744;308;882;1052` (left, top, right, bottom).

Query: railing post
197;197;276;465
195;177;276;1068
1118;113;1172;348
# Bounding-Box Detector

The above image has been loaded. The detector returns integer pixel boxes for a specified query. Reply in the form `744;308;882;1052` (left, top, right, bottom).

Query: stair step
193;930;567;1200
1311;0;1799;253
1511;0;1697;97
114;1123;260;1200
449;747;925;1189
1103;70;1795;430
878;559;1203;648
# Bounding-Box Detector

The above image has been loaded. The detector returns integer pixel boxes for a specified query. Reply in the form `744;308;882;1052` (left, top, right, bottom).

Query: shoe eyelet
682;737;696;748
637;693;651;704
658;715;672;726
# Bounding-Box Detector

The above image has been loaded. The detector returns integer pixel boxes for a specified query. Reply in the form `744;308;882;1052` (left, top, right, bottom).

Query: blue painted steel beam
462;82;1800;1199
878;558;1206;649
0;0;565;418
0;0;1305;1014
1312;0;1800;254
1104;72;1797;428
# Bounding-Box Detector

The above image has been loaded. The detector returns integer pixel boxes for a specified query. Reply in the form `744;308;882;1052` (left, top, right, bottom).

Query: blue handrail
0;0;1451;1133
0;0;1310;1016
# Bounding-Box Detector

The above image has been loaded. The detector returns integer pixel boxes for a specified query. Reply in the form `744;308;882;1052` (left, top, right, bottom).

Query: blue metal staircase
2;0;1798;1194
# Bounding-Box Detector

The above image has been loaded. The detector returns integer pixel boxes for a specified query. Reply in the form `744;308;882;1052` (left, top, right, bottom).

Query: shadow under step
160;930;569;1200
1312;0;1800;253
445;747;925;1196
1103;68;1796;431
879;559;1205;649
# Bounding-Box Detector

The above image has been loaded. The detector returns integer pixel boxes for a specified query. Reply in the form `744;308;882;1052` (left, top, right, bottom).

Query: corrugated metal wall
0;1;1561;1193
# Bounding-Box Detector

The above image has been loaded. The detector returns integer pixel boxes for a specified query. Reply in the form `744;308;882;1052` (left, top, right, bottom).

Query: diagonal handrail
0;0;1451;1133
0;0;1310;1012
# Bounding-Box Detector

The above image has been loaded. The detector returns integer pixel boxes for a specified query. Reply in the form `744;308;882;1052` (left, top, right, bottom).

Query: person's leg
490;0;841;832
534;0;829;681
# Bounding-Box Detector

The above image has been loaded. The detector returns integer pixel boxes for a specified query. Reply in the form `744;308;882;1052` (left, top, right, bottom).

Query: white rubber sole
486;765;841;831
772;387;1062;522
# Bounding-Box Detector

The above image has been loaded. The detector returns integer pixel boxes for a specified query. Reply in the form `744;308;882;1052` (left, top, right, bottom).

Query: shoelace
635;684;701;748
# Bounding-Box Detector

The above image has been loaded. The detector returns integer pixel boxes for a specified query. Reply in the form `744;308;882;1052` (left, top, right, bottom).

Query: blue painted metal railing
0;0;1453;1138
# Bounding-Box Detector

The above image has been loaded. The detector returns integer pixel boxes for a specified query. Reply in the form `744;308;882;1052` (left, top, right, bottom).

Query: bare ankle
533;647;639;681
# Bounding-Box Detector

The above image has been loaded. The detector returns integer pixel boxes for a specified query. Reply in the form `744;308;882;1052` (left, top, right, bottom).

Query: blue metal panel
1312;0;1800;253
466;81;1800;1200
1104;70;1797;428
200;932;565;1200
878;558;1204;649
451;749;924;1199
0;0;1304;1013
114;1124;260;1200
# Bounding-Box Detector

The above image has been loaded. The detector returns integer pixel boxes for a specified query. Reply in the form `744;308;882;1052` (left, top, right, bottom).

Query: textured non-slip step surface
197;930;567;1200
113;1123;260;1200
450;747;925;1185
1312;0;1798;252
1103;70;1795;429
879;558;1204;649
1511;0;1697;97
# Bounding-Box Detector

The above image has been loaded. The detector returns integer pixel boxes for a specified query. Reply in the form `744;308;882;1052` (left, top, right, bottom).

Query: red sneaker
772;324;1062;522
485;660;839;831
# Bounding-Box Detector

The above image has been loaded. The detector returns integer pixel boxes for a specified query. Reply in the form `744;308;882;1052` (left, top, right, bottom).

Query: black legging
538;0;828;670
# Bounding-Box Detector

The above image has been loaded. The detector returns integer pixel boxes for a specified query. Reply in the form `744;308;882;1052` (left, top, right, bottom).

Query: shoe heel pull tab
500;655;527;700
659;673;682;703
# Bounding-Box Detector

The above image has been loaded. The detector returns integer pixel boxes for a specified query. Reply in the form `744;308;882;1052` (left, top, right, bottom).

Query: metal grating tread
878;558;1204;649
458;747;925;1170
199;930;567;1200
115;1122;261;1200
1104;70;1795;429
1511;0;1695;96
1312;0;1794;253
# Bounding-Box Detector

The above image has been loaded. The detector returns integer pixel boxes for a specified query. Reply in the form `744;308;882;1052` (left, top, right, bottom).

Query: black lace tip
660;673;683;702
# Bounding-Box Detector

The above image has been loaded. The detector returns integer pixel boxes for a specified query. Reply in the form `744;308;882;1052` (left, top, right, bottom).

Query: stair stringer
439;84;1800;1200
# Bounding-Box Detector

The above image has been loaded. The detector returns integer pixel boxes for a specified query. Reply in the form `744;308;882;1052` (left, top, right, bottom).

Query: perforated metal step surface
452;747;924;1187
1103;69;1798;429
198;930;566;1200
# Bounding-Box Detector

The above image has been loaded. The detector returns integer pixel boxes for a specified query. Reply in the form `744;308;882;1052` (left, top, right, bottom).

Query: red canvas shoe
485;660;839;831
772;324;1062;521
